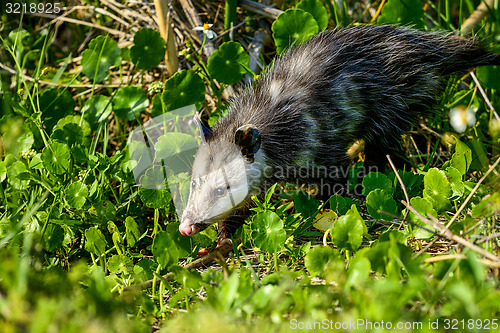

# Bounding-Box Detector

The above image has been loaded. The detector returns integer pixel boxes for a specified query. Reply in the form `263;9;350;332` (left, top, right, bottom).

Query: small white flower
449;106;476;134
193;23;217;40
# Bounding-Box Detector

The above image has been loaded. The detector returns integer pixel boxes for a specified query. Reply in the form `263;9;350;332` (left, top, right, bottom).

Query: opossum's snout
179;218;195;236
179;217;206;236
179;210;211;236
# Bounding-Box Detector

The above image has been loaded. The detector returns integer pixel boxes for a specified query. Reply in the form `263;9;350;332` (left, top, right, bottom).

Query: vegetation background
0;0;499;332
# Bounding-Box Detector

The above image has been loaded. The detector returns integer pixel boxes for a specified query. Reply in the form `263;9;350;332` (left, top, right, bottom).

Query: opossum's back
212;25;500;169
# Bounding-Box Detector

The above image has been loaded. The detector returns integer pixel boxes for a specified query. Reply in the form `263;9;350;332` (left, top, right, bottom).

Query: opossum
179;25;500;238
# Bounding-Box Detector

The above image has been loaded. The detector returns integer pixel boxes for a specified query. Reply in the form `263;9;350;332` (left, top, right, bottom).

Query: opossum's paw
197;238;233;256
216;237;233;249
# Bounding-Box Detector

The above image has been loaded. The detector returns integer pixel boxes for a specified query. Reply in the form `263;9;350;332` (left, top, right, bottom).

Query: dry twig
403;201;500;263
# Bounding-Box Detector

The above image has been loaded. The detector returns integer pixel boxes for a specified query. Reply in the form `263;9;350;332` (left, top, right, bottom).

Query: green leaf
81;35;121;83
466;139;488;172
152;231;179;268
65;181;88;209
171;266;203;290
293;192;319;218
208;41;250;84
155;132;198;174
81;95;113;130
125;216;141;247
166;222;192;257
51;122;83;147
423;168;452;212
130;28;165;70
51;115;91;147
304;246;342;277
162;70;205;112
476;65;500;90
7;161;29;190
150;93;164;118
366;189;399;221
446;166;465;199
296;0;329;30
450;140;472;175
362;172;394;196
328;194;347;214
84;227;107;256
405;197;437;239
39;89;75;130
0;115;34;155
108;254;134;274
251;211;286;253
41;142;71;175
113;86;149;121
471;192;500;218
43;224;65;252
138;166;172;209
0;160;6;182
377;0;425;28
265;183;277;205
345;256;371;290
357;232;420;278
331;204;366;251
272;9;319;54
134;259;157;281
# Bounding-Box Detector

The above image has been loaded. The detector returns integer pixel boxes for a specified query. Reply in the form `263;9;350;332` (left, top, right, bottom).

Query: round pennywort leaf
41;142;71;175
131;28;166;70
377;0;425;29
208;41;250;84
113;86;149;121
44;224;65;252
296;0;329;30
152;231;179;268
362;172;394;196
138;166;172;209
39;89;75;130
162;70;205;112
272;9;319;54
65;181;89;209
423;168;452;212
82;95;113;130
331;204;367;251
251;211;286;253
85;227;107;256
81;35;121;83
108;254;134;274
366;189;399;221
304;245;342;277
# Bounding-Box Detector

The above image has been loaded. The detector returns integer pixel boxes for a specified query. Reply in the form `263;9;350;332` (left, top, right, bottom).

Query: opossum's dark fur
179;25;500;239
214;25;498;167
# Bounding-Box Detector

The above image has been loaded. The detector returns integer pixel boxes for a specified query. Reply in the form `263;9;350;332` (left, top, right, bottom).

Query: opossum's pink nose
179;219;196;236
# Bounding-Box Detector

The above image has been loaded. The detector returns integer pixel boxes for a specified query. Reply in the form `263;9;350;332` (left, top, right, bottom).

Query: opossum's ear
193;113;213;143
234;124;261;161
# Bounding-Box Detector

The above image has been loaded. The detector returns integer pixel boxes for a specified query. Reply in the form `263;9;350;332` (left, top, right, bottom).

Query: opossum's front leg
216;206;250;244
364;141;410;173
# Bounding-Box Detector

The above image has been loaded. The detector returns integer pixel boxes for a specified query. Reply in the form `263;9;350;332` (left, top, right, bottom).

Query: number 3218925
6;2;62;14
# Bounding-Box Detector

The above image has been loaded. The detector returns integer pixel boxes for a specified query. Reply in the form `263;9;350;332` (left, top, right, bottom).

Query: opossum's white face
179;120;264;236
178;114;266;236
179;142;249;236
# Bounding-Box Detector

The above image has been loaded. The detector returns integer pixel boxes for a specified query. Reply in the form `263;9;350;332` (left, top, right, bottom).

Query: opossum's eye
191;180;196;188
215;187;226;197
